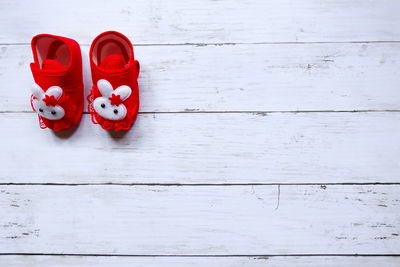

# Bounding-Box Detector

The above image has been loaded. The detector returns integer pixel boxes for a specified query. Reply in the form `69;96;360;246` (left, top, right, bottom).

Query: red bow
109;94;124;106
42;95;59;106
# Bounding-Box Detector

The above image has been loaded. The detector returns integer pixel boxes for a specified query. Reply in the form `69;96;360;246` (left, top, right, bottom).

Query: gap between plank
1;110;400;115
1;182;400;186
0;253;399;257
2;40;400;47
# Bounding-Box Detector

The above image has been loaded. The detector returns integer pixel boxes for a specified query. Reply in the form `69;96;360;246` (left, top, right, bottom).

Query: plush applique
31;83;65;120
93;79;132;121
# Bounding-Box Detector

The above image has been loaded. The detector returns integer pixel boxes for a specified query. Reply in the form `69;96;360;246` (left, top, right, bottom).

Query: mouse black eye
101;103;106;108
51;111;56;115
113;109;118;114
39;108;43;113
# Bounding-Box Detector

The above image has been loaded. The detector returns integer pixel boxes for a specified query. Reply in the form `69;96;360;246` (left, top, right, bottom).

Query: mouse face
93;79;132;121
31;84;65;120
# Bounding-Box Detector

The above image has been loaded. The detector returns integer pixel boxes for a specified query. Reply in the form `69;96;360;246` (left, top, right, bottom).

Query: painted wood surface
1;0;400;44
1;112;399;184
1;0;399;264
0;185;399;254
2;256;400;267
1;43;400;112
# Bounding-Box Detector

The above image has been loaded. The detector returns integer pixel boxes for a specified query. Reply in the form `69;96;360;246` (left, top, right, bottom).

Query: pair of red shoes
30;31;140;131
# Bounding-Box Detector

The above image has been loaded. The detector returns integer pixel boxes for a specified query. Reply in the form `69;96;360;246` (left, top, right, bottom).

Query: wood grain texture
1;43;400;112
1;256;400;267
1;112;399;184
0;185;399;254
1;0;399;263
1;0;400;44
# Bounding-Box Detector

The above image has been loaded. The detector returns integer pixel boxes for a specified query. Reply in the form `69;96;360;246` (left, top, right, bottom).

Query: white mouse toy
93;79;132;121
31;83;65;120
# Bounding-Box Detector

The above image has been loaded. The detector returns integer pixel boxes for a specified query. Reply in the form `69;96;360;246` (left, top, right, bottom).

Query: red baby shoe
87;31;140;131
30;34;84;131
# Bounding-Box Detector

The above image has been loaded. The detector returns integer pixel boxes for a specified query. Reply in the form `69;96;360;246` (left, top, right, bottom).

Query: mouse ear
45;86;63;100
114;85;132;101
97;79;113;97
31;83;44;99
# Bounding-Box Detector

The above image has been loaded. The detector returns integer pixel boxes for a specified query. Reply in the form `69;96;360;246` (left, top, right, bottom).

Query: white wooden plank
1;256;400;267
1;112;399;184
0;185;399;254
1;0;400;44
1;43;400;112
